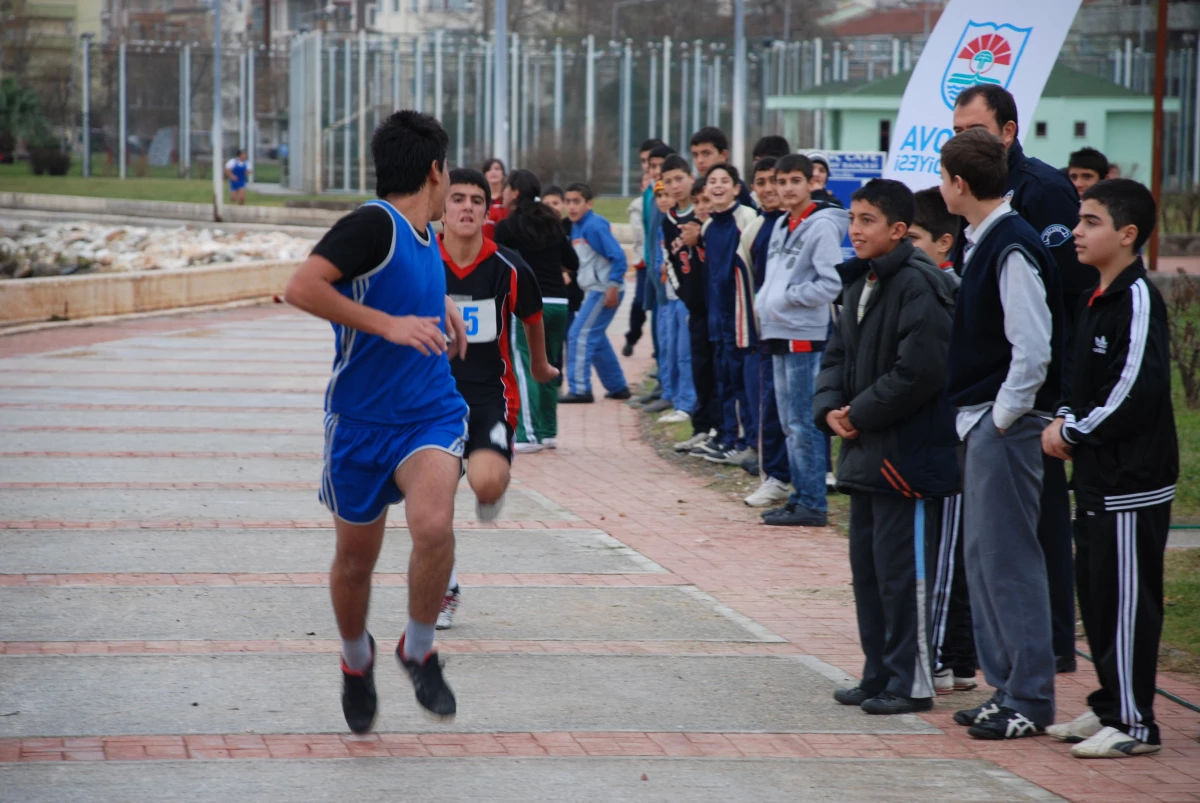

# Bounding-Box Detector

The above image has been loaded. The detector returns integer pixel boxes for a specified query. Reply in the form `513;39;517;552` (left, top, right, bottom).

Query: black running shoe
621;342;635;357
860;690;934;715
341;634;378;734
833;686;873;706
953;695;1001;727
967;706;1045;740
559;392;595;404
604;387;632;400
397;635;457;719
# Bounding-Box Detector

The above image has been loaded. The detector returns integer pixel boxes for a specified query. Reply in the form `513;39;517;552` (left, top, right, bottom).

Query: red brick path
2;304;1198;803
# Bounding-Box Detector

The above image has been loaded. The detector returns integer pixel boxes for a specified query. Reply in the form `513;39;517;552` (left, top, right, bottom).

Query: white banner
883;0;1083;189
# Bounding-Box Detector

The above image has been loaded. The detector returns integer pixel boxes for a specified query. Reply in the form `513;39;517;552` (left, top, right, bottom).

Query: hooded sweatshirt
755;202;848;343
571;209;628;294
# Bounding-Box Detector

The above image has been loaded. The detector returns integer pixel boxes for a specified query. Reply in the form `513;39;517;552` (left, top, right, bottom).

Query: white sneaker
657;409;691;424
1047;710;1103;743
1070;726;1161;758
476;495;505;522
435;586;460;630
514;442;544;454
674;429;714;452
541;438;557;449
744;476;791;507
934;668;979;695
826;471;837;489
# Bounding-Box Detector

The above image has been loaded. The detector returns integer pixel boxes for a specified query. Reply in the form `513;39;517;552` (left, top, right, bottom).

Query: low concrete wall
0;260;298;326
0;193;342;229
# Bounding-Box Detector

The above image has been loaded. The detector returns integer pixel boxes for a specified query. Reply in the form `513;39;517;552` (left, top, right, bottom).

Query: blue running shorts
320;410;468;525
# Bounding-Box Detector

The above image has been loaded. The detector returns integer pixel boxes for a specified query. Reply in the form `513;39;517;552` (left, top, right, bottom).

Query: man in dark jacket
814;179;960;716
953;84;1080;672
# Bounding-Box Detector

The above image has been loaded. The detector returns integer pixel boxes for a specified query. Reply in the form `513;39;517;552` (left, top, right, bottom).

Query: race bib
455;297;498;344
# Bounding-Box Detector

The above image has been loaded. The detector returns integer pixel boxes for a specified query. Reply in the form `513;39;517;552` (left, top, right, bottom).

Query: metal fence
78;38;290;182
69;28;1200;196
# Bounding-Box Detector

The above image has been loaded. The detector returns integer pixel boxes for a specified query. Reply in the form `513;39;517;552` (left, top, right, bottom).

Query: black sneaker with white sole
341;634;378;734
967;706;1045;740
396;635;457;718
689;438;725;459
953;696;1001;727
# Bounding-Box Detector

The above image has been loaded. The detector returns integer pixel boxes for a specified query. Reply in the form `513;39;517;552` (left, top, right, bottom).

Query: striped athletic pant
1075;500;1172;745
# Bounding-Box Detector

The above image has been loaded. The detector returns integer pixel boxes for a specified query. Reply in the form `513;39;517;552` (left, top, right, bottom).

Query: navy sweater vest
947;211;1065;412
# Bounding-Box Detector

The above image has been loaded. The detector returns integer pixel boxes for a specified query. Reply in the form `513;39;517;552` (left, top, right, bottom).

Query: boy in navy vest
1043;180;1178;758
940;128;1065;740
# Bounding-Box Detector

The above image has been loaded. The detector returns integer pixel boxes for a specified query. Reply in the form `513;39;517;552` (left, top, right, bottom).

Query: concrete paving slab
0;387;322;409
0;409;322;430
0;586;752;643
0;456;316;483
0;528;657;575
0;487;572;522
0;372;326;392
0;357;329;376
0;431;324;454
22;347;330;363
102;335;333;353
0;758;1063;802
0;654;939;736
1168;529;1200;549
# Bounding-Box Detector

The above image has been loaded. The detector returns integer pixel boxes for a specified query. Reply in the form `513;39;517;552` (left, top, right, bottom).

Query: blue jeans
773;351;827;512
658;299;696;414
567;289;627;395
744;346;789;483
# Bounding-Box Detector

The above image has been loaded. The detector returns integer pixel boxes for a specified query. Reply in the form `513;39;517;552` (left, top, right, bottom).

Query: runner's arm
284;254;448;356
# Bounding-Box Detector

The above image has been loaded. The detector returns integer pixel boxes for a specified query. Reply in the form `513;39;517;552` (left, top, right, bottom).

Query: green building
766;63;1180;183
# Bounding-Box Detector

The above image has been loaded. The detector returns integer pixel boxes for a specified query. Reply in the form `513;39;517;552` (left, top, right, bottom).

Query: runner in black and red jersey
436;166;558;628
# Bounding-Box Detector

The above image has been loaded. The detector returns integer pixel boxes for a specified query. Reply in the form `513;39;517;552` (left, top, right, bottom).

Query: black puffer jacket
813;240;961;498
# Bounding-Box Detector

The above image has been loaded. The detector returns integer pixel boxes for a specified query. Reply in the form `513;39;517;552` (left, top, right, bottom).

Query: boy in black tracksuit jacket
815;180;960;715
1043;180;1178;758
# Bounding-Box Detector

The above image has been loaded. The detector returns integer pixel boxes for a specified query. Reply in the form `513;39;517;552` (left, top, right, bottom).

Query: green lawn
0;164;634;218
1163;548;1200;672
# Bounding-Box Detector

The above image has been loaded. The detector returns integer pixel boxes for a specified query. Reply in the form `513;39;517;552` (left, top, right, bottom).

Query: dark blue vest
947;211;1064;412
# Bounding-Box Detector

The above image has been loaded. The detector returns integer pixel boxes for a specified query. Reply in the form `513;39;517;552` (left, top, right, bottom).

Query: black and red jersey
440;236;543;426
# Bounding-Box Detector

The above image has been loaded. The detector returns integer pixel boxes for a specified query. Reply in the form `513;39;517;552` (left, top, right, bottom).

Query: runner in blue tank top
285;111;466;733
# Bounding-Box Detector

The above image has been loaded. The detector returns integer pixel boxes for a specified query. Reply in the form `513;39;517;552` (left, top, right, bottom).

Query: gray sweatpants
962;413;1056;727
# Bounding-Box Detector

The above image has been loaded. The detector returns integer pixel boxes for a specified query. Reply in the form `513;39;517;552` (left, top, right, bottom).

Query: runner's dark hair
639;138;665;154
481;157;506;176
752;156;778;176
504;168;565;249
372;110;448;198
542;184;565;199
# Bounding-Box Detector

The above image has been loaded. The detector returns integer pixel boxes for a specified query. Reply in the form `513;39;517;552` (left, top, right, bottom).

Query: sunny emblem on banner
883;0;1083;190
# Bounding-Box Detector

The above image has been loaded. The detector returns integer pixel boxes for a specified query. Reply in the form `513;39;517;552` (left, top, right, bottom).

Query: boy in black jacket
1043;179;1178;758
815;179;960;715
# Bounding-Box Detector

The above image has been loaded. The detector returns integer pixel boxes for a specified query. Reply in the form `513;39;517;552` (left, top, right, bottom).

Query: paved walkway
0;304;1197;802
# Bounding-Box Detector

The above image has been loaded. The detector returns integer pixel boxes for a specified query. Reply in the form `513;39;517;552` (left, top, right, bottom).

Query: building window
1035;121;1047;138
1074;121;1087;138
879;119;891;153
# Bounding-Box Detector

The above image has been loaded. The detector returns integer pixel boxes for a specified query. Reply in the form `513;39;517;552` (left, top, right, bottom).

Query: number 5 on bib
455;298;498;344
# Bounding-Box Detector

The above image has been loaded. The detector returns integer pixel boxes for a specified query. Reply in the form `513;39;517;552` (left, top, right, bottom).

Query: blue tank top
324;199;468;426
